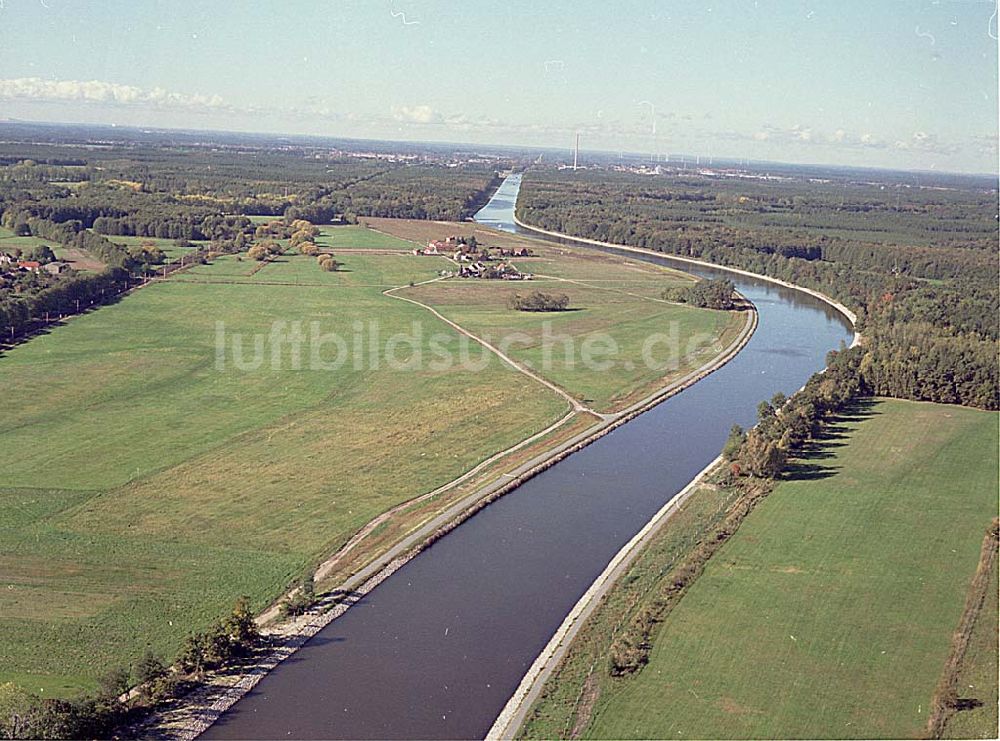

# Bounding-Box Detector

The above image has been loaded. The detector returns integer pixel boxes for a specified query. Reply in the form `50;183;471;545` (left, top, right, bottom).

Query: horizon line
1;116;997;182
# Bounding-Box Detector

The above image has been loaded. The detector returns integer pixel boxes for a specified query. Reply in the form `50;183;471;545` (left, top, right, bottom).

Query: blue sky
0;0;996;173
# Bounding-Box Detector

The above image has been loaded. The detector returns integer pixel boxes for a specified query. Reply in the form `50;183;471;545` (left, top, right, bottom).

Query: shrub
722;424;746;461
664;278;736;310
280;578;317;618
317;254;341;272
96;666;130;702
508;291;570;312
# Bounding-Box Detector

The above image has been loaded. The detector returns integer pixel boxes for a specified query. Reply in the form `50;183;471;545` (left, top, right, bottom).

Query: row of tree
0;267;132;340
0;598;259;740
724;346;867;478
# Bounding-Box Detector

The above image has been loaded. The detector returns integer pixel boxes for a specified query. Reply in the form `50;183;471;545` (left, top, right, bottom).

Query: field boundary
141;286;757;741
927;519;1000;737
385;277;592;414
1;247;209;352
266;265;747;618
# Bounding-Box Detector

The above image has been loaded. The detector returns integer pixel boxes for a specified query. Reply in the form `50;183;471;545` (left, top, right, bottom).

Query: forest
516;168;998;409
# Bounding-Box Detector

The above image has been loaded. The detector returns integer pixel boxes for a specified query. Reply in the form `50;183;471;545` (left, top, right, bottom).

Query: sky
0;0;997;174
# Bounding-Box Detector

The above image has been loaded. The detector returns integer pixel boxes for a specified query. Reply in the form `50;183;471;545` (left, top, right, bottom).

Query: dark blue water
203;175;853;740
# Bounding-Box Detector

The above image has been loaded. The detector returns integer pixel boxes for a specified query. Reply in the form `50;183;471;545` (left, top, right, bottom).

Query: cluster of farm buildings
414;235;535;280
0;251;71;278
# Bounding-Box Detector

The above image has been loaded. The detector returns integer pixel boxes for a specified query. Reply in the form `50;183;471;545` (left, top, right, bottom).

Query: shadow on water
281;635;347;664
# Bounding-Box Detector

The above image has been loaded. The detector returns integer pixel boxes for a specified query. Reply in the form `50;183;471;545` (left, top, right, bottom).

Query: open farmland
0;223;742;696
379;220;749;412
521;398;998;739
399;268;742;412
314;223;417;251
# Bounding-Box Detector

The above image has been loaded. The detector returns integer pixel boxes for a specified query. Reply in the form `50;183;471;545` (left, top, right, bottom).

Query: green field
401;246;745;412
252;252;449;286
0;251;568;694
523;398;998;739
402;283;740;413
315;224;417;251
0;228;56;254
0;228;739;696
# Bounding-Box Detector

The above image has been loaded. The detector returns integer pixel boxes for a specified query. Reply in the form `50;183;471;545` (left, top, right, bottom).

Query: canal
203;173;853;740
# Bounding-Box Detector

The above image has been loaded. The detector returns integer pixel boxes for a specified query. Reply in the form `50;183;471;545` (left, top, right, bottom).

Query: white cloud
970;134;999;156
0;77;227;111
790;124;813;142
390;104;443;125
894;131;958;155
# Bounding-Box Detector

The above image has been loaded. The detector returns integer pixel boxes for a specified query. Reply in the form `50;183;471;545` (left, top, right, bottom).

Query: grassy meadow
398;239;745;412
108;234;205;263
0;222;741;695
522;398;999;739
314;223;417;251
400;281;741;413
0;249;565;693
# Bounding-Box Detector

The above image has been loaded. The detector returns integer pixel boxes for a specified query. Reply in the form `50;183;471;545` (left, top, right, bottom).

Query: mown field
0;246;563;694
0;222;740;696
0;226;51;253
314;223;417;251
522;398;998;739
400;277;741;413
246;220;418;250
382;220;748;413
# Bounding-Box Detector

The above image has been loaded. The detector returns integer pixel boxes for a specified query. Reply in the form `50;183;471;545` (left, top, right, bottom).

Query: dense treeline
0;148;500;226
287;168;502;222
517;169;998;409
2;185;257;242
0;267;131;338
